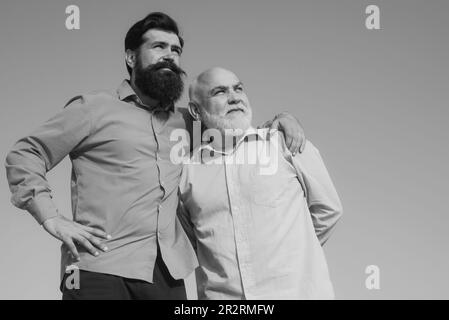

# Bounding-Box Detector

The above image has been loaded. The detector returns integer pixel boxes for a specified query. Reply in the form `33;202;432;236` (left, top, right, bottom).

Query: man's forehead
142;29;180;45
199;69;241;90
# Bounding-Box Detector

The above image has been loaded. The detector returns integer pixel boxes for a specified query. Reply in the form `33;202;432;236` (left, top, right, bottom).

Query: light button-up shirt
179;128;343;299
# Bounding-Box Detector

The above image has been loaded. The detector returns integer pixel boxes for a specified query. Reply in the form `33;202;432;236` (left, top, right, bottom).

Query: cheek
139;50;160;66
211;100;229;116
203;99;227;116
243;98;252;113
172;56;180;66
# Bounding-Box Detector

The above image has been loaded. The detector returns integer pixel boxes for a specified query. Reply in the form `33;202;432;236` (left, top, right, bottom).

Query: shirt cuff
25;194;59;225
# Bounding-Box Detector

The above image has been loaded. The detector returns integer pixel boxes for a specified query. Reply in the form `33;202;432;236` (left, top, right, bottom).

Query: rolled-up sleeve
5;96;91;224
284;138;343;245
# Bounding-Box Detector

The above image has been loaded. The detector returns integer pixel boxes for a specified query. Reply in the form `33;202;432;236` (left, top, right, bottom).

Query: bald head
189;67;239;105
188;67;252;133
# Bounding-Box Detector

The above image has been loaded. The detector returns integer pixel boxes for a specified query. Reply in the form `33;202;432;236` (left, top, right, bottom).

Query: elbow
5;150;13;167
5;149;18;174
330;202;343;230
5;147;25;177
5;140;25;167
335;200;343;221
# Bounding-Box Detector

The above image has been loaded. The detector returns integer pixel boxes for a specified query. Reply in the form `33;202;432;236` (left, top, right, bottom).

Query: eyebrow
150;41;168;47
148;41;182;51
172;44;183;53
209;82;244;95
209;85;228;95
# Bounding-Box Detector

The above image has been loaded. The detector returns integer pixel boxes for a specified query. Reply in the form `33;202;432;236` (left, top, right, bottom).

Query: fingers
269;119;279;132
266;119;278;141
272;119;297;153
282;124;294;153
296;119;306;153
269;119;280;141
299;136;307;153
80;225;111;240
261;119;273;129
290;134;301;156
62;237;80;261
48;218;111;260
286;135;294;154
81;231;108;252
73;234;100;257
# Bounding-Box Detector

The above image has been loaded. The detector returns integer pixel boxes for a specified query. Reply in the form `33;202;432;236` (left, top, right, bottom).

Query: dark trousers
61;251;186;300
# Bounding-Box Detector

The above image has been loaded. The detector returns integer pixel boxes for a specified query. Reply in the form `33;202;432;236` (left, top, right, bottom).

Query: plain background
0;0;448;299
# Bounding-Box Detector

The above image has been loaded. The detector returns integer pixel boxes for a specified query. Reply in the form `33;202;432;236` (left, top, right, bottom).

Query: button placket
150;114;167;240
224;155;255;295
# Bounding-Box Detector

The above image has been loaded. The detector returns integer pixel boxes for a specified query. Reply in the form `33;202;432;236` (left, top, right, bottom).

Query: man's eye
235;86;243;92
214;90;224;95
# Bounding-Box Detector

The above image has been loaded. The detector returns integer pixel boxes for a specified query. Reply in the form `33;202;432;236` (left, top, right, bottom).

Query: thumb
267;119;280;141
269;119;280;131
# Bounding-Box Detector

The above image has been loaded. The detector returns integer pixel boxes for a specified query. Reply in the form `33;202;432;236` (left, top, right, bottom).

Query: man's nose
228;91;242;104
161;51;175;63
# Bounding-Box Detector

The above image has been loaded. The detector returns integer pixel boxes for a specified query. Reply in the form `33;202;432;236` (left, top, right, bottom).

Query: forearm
287;140;343;245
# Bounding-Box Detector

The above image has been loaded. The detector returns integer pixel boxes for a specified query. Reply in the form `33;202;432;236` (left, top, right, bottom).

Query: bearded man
5;13;305;300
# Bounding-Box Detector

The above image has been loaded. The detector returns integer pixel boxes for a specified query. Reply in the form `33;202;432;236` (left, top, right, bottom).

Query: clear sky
0;0;448;299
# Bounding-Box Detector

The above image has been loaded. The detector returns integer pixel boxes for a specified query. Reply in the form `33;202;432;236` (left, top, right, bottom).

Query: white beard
200;108;253;136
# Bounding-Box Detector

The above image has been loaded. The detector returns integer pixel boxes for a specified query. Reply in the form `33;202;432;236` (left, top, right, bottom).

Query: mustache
134;59;185;105
226;101;247;113
145;61;186;76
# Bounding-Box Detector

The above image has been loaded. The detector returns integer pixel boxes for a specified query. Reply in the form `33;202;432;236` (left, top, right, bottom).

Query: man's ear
125;49;137;71
188;101;201;121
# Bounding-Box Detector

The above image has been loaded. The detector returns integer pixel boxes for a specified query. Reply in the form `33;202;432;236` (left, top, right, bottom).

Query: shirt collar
117;79;137;101
199;126;270;156
116;80;175;113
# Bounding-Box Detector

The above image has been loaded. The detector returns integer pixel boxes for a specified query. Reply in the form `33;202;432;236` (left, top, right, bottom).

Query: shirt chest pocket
240;165;286;208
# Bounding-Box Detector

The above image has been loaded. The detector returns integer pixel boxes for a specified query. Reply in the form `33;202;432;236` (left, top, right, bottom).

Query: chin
232;113;252;129
201;111;252;135
222;118;251;135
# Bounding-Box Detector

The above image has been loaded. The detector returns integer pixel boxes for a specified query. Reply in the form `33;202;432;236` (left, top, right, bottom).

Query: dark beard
134;60;186;109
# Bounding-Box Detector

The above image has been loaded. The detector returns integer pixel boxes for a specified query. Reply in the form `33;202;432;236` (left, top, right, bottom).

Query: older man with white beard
178;67;343;300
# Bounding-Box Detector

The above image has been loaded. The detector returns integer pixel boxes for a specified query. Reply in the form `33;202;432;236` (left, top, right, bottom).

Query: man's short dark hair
125;12;184;76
